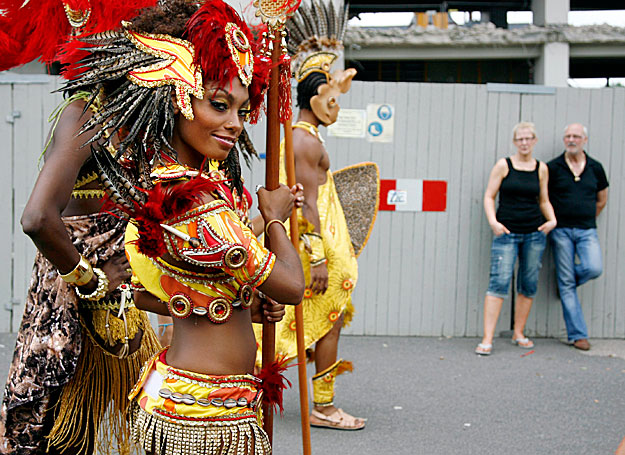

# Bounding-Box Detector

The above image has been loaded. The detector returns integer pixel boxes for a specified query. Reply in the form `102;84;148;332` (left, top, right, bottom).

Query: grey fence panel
3;77;624;339
0;84;14;332
399;82;422;336
11;79;62;330
609;88;625;338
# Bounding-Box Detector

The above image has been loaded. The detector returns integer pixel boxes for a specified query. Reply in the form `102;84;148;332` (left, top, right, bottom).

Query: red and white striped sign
379;179;447;212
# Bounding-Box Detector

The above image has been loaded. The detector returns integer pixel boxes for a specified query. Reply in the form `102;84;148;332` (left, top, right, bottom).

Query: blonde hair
512;122;537;140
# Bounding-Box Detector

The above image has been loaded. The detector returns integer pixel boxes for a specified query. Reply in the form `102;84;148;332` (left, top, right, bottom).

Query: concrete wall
2;75;624;339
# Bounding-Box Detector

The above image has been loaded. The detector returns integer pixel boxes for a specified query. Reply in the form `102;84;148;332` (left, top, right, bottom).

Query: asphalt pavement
1;333;624;455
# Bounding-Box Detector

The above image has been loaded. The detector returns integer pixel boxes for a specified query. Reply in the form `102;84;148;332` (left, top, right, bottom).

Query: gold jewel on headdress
224;23;253;87
63;2;91;29
125;31;204;121
294;51;337;83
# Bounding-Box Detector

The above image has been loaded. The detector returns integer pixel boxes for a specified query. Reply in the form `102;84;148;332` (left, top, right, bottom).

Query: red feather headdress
184;1;272;123
0;0;157;73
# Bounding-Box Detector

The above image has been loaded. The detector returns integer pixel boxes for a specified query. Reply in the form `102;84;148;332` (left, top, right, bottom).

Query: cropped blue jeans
549;227;603;341
486;231;547;299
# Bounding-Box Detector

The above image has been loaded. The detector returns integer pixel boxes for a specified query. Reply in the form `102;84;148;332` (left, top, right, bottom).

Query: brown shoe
573;339;591;351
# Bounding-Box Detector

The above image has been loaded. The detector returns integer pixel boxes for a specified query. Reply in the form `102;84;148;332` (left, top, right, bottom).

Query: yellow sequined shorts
129;348;271;455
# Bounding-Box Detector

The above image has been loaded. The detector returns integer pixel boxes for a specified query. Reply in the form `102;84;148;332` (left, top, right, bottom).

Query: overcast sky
348;10;625;27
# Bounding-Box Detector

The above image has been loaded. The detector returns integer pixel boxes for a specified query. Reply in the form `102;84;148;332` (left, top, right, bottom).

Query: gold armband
59;255;94;286
264;219;287;237
75;268;109;301
301;232;326;266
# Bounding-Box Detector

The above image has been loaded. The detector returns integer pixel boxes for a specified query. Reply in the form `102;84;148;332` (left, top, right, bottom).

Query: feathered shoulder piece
98;154;228;258
0;0;157;73
286;0;349;82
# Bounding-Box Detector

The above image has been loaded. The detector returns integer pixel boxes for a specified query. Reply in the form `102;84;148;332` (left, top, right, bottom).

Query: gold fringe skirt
130;402;271;455
129;349;271;455
46;308;161;454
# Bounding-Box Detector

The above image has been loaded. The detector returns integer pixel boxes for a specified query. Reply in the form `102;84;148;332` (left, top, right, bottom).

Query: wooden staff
284;116;312;455
261;29;282;443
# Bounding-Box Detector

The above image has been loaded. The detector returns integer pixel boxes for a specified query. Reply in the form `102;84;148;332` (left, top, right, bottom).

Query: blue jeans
549;228;603;341
486;231;547;299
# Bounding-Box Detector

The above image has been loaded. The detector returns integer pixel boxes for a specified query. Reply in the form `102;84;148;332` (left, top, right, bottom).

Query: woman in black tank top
476;122;557;356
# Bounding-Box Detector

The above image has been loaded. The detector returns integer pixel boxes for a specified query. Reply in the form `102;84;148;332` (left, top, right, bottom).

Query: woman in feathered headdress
56;1;305;453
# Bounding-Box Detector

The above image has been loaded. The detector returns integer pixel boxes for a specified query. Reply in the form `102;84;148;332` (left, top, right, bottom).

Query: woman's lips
213;134;236;148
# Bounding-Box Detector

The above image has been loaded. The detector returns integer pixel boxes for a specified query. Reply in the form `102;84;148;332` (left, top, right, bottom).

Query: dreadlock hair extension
296;72;329;110
237;128;259;168
219;147;243;196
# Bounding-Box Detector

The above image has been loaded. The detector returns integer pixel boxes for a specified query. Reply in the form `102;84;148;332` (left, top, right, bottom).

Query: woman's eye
238;109;251;119
210;100;228;112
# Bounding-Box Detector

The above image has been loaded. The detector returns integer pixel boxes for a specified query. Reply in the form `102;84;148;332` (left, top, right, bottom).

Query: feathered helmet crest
286;0;349;82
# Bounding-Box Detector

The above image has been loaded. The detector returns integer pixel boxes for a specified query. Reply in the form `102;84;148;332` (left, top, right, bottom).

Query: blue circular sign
368;122;383;136
377;105;392;121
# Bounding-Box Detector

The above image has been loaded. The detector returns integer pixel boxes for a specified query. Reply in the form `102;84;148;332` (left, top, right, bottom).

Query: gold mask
310;68;356;126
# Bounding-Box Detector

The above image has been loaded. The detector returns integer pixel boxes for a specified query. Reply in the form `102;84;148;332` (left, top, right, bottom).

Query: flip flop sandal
511;337;534;349
310;408;366;431
475;343;492;356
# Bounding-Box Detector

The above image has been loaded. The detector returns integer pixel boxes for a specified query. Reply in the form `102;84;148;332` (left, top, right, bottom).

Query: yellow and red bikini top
126;165;273;324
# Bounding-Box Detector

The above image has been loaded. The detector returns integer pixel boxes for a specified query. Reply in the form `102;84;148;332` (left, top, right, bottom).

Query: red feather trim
257;356;293;415
104;176;225;258
0;0;156;73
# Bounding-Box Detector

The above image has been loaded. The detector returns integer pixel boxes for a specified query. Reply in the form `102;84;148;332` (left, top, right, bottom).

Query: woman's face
172;78;250;168
513;127;537;156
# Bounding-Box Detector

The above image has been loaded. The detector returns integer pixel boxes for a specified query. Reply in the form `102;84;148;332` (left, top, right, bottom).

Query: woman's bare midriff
166;310;258;375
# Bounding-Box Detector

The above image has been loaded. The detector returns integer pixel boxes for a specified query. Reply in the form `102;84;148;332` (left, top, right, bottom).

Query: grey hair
564;123;588;137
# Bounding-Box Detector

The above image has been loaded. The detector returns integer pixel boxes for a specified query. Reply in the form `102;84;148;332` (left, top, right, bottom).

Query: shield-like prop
333;162;380;257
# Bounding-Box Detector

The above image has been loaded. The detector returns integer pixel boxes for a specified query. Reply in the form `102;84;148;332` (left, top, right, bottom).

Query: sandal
310;408;366;431
511;337;534;349
475;343;492;356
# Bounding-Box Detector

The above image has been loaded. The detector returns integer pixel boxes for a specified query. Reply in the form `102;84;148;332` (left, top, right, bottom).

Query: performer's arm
256;184;305;305
134;291;170;315
293;133;328;294
20;100;129;294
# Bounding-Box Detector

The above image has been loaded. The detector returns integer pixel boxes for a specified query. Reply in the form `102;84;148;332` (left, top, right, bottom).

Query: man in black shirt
548;123;609;351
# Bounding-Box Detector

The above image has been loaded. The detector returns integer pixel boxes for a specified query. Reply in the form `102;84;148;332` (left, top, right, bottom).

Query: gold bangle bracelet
264;219;287;237
59;255;94;286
